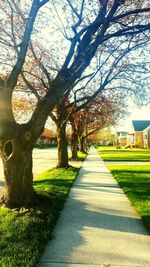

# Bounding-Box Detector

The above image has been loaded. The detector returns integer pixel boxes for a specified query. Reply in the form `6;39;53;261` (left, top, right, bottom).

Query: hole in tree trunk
3;141;13;159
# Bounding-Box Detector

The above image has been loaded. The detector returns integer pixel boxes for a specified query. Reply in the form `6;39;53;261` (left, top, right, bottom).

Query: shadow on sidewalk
65;191;148;236
40;147;150;266
40;192;150;266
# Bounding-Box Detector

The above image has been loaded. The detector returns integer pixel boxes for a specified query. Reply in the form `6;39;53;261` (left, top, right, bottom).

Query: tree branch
38;0;49;9
112;7;150;23
49;112;58;124
30;42;52;89
7;0;47;91
21;72;41;101
103;24;150;42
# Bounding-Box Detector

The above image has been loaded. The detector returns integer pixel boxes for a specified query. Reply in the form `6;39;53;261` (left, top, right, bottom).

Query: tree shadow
34;179;74;187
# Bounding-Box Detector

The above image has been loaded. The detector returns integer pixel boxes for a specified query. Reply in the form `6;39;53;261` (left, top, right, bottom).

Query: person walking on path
39;147;150;267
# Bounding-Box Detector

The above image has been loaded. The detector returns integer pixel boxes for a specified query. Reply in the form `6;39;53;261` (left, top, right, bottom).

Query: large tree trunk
57;122;69;168
0;137;35;208
70;123;78;160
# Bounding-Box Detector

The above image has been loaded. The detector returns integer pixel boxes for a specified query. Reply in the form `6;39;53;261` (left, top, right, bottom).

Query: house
131;120;150;148
143;125;150;148
37;128;57;145
117;131;128;147
116;120;150;148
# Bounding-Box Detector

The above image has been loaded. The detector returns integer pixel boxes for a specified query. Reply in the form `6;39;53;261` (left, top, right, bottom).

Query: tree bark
57;122;69;168
0;136;35;208
79;136;86;153
70;123;78;160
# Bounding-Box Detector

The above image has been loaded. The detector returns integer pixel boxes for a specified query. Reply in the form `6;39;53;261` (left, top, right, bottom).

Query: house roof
132;120;150;131
41;128;54;138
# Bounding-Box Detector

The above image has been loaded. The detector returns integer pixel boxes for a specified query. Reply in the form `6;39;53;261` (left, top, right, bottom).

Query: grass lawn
0;152;86;267
97;146;150;233
71;151;87;161
96;146;150;161
108;165;150;233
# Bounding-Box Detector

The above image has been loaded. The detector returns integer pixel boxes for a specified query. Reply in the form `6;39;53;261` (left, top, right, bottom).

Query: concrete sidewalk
39;147;150;267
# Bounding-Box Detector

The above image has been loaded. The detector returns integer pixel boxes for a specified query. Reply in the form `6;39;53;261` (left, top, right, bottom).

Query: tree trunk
0;137;35;208
71;124;78;160
79;136;85;153
57;122;69;168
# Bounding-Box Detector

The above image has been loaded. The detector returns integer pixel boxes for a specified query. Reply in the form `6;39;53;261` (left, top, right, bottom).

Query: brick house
117;121;150;148
131;120;150;148
37;128;57;145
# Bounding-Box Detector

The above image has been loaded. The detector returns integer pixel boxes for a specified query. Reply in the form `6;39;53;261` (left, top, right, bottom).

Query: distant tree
12;95;36;122
50;96;70;168
70;93;127;155
90;128;117;145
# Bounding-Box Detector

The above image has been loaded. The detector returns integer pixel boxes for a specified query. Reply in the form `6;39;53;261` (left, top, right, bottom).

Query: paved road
32;148;58;178
39;147;150;267
0;147;74;198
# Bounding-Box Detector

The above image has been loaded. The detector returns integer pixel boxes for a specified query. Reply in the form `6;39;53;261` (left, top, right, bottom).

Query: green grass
34;143;57;149
96;146;150;161
108;165;150;233
0;166;81;267
69;151;87;161
97;146;150;232
77;151;87;160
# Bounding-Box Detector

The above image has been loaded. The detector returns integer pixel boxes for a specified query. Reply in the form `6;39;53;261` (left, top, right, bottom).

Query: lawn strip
96;146;150;161
76;151;87;161
108;164;150;234
0;153;86;267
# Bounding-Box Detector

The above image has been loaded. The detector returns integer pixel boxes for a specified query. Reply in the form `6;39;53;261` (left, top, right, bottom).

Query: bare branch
112;7;150;23
66;0;80;20
30;42;52;89
7;0;47;91
49;112;57;124
103;24;150;42
21;72;41;101
38;0;49;9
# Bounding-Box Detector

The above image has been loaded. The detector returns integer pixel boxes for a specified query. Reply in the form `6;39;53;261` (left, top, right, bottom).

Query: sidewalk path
39;147;150;267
